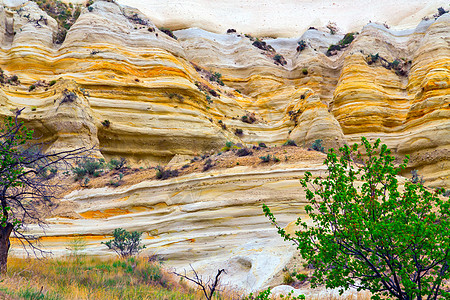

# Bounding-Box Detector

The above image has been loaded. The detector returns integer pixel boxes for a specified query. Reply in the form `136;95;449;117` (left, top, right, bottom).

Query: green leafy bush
264;138;450;299
311;139;324;153
155;166;179;180
283;139;297;146
108;157;126;170
72;158;105;181
102;228;146;258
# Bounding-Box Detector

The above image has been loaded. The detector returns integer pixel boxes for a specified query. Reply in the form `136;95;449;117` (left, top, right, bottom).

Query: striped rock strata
1;0;449;293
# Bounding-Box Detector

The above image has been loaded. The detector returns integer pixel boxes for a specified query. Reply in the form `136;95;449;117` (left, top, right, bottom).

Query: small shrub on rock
236;148;252;157
297;40;306;52
283;139;297;146
155;166;179;180
311;139;325;153
203;158;214;172
73;158;105;181
108;157;127;170
159;27;177;40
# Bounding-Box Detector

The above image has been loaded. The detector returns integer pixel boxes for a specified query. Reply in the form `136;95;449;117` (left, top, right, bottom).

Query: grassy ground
0;256;210;300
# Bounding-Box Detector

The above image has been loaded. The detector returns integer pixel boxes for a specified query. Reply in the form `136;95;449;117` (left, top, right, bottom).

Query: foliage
28;85;36;92
434;7;448;18
326;32;356;56
66;237;87;258
1;256;198;299
301;68;308;75
243;288;305;300
311;139;324;152
297;40;306;52
32;0;82;44
159;27;178;40
203;158;213;172
259;154;280;163
234;128;243;136
107;157;126;171
283;139;297;147
101;119;110;128
326;22;338;35
273;54;287;66
258;142;267;148
340;32;355;46
241;113;256;124
264;137;450;300
236;148;252;157
155;165;179;180
367;53;379;65
72;158;105;181
411;169;424;185
209;72;224;86
103;228;146;258
0;111;88;272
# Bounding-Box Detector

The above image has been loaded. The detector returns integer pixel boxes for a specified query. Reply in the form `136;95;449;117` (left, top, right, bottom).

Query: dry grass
0;256;376;300
0;256;212;300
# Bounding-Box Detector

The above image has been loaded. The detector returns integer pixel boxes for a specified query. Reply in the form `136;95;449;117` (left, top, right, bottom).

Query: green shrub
155;166;179;180
297;40;306;52
273;54;287;66
258;142;267;148
108;157;126;170
283;272;295;285
311;139;324;153
264;138;450;300
301;68;308;75
102;120;110;128
29;85;36;92
159;27;177;40
259;155;271;163
49;80;57;86
283;139;297;146
102;228;146;258
72;158;105;181
209;72;224;86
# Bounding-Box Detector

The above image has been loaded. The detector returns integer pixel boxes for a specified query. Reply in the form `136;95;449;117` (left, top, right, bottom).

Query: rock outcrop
1;0;449;293
0;0;447;185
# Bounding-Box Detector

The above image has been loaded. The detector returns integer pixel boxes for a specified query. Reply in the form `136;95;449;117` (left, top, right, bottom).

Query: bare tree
0;109;90;273
173;264;226;300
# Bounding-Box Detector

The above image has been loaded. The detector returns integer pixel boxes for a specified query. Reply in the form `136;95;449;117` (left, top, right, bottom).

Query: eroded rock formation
1;0;449;293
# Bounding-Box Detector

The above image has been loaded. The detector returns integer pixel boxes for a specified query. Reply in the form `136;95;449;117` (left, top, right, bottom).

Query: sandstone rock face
0;0;447;185
1;0;449;293
17;162;326;292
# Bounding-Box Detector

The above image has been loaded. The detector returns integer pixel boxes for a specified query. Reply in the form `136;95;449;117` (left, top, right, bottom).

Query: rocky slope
1;0;449;294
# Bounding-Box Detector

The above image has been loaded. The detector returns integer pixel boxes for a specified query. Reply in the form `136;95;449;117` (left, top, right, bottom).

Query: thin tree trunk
0;223;13;274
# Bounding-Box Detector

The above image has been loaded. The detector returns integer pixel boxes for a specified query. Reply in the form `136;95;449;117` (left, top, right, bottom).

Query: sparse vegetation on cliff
31;0;82;44
159;27;178;40
326;32;356;56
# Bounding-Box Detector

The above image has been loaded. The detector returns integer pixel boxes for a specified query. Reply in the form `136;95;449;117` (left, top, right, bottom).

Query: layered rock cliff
1;0;449;293
0;0;448;186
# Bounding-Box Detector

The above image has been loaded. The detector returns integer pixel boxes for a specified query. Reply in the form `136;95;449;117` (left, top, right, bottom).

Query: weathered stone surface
1;0;449;293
